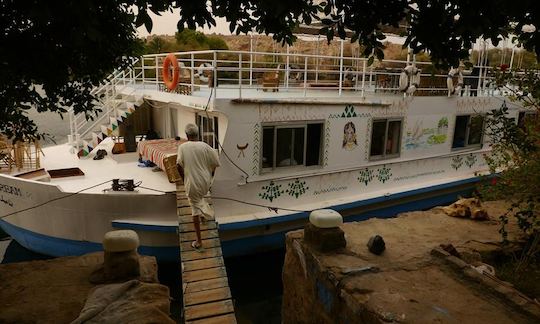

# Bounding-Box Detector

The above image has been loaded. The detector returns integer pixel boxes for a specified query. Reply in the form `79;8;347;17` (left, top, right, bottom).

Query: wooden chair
0;136;15;172
259;65;281;92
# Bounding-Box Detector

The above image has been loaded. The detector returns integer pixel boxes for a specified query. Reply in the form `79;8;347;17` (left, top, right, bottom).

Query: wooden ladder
176;181;237;324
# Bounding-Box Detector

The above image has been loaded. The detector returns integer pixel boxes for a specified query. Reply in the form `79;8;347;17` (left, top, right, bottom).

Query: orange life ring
162;54;179;91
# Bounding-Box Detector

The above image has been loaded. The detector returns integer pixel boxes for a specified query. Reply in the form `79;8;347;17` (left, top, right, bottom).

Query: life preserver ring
399;65;421;94
287;64;303;81
344;67;357;82
162;54;180;91
447;67;464;96
197;63;213;83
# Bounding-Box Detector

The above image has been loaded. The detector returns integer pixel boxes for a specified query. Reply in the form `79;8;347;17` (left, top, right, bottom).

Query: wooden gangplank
176;182;236;324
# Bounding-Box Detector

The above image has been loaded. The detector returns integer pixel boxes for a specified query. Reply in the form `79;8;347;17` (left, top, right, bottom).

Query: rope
202;87;252;183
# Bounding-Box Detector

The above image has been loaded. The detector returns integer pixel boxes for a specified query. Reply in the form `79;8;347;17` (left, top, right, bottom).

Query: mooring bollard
304;209;346;252
91;230;141;283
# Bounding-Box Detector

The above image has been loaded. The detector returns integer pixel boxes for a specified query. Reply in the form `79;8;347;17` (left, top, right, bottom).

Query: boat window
196;114;219;149
261;122;323;170
369;118;402;160
452;115;484;149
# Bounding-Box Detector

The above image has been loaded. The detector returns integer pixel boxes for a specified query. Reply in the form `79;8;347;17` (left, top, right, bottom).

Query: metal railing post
285;45;290;90
141;58;146;89
249;35;254;86
213;51;217;99
239;53;243;99
155;56;159;91
191;53;195;94
361;59;366;97
303;56;308;97
338;40;344;96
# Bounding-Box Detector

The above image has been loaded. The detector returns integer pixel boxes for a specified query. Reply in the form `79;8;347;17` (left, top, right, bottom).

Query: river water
2;109;284;323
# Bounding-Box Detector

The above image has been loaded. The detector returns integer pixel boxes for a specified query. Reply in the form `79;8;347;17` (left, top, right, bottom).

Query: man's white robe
177;141;220;219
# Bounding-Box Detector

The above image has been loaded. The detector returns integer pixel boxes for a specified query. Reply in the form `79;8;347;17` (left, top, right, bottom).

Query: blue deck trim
0;219;179;262
219;176;481;231
111;221;177;233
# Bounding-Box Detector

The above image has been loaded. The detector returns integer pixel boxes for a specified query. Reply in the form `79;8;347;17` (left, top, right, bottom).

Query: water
4;111;285;322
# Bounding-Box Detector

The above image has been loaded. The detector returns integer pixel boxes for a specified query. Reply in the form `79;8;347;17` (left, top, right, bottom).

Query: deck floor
176;182;236;324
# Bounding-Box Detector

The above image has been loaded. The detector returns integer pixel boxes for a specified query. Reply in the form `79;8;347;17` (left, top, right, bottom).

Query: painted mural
404;117;448;150
342;122;358;151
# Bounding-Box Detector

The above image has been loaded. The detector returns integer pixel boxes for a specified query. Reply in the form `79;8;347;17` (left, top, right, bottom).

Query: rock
90;250;141;284
91;230;142;284
309;209;343;228
102;230;139;252
304;223;346;252
440;243;461;258
367;235;386;255
71;280;174;324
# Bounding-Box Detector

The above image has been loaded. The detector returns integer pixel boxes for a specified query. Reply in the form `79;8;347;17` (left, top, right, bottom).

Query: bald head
185;123;199;141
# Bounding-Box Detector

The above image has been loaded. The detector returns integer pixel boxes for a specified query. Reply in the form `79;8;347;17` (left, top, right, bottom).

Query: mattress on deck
137;138;186;170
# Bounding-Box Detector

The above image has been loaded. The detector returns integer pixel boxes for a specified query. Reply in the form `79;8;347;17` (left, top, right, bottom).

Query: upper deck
120;49;497;103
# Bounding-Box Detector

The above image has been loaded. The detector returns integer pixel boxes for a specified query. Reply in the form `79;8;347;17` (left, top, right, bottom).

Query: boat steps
176;182;237;324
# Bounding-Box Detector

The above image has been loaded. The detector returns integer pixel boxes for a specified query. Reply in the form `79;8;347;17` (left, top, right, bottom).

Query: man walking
177;123;220;250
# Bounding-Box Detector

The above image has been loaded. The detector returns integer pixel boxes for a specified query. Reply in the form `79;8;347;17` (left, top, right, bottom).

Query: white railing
131;50;497;99
68;58;142;151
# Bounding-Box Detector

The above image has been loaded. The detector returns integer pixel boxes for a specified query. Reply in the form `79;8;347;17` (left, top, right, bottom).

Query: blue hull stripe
0;218;179;262
111;221;178;233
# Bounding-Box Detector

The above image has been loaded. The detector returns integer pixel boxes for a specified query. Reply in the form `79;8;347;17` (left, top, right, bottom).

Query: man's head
185;123;199;141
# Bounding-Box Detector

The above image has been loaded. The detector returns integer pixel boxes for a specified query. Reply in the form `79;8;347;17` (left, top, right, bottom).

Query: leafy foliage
481;70;540;267
2;0;540;139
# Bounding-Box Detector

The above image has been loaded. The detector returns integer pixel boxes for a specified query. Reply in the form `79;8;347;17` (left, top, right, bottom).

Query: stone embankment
282;201;540;323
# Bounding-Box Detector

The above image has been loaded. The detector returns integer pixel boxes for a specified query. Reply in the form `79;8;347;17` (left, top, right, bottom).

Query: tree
481;69;540;271
2;0;540;139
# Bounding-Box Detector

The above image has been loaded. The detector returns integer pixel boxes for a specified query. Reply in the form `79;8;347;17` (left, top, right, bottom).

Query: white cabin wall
151;106;167;138
175;108;196;138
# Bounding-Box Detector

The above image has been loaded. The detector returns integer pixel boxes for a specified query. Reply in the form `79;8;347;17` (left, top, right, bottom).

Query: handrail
68;58;140;151
136;50;498;98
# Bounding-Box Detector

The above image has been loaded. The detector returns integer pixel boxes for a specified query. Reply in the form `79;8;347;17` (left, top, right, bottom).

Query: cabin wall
174;107;196;138
211;96;500;218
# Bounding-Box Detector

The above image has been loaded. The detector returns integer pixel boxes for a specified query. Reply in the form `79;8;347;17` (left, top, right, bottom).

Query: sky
136;9;231;37
136;9;517;51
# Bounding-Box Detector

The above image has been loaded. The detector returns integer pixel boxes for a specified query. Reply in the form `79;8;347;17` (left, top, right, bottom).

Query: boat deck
16;143;175;195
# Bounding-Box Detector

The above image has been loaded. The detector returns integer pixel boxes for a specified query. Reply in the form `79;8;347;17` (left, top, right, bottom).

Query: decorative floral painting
404;117;448;150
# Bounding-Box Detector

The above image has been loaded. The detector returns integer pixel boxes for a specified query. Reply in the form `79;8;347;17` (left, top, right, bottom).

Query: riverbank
282;200;540;323
0;252;173;323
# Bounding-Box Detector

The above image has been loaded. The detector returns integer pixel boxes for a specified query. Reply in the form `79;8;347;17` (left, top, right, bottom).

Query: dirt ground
0;252;161;323
283;200;540;323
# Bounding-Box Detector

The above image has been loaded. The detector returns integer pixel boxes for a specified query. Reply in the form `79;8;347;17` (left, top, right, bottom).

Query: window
452;115;484;149
369;118;402;160
196;114;219;149
262;122;323;170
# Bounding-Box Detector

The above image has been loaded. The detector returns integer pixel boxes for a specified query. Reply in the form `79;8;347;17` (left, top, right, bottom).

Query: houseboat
0;47;531;260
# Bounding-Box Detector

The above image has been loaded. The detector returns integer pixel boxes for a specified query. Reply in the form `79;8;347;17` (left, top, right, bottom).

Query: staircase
68;58;144;157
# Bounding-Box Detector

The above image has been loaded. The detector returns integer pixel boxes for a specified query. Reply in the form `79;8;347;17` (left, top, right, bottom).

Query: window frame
369;117;403;161
196;113;219;149
451;114;485;151
260;120;324;172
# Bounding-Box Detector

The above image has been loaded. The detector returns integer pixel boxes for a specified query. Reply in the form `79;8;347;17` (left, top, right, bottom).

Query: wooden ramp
176;182;236;324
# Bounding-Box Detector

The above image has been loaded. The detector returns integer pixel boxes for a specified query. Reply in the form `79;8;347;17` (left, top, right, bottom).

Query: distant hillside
142;33;537;69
